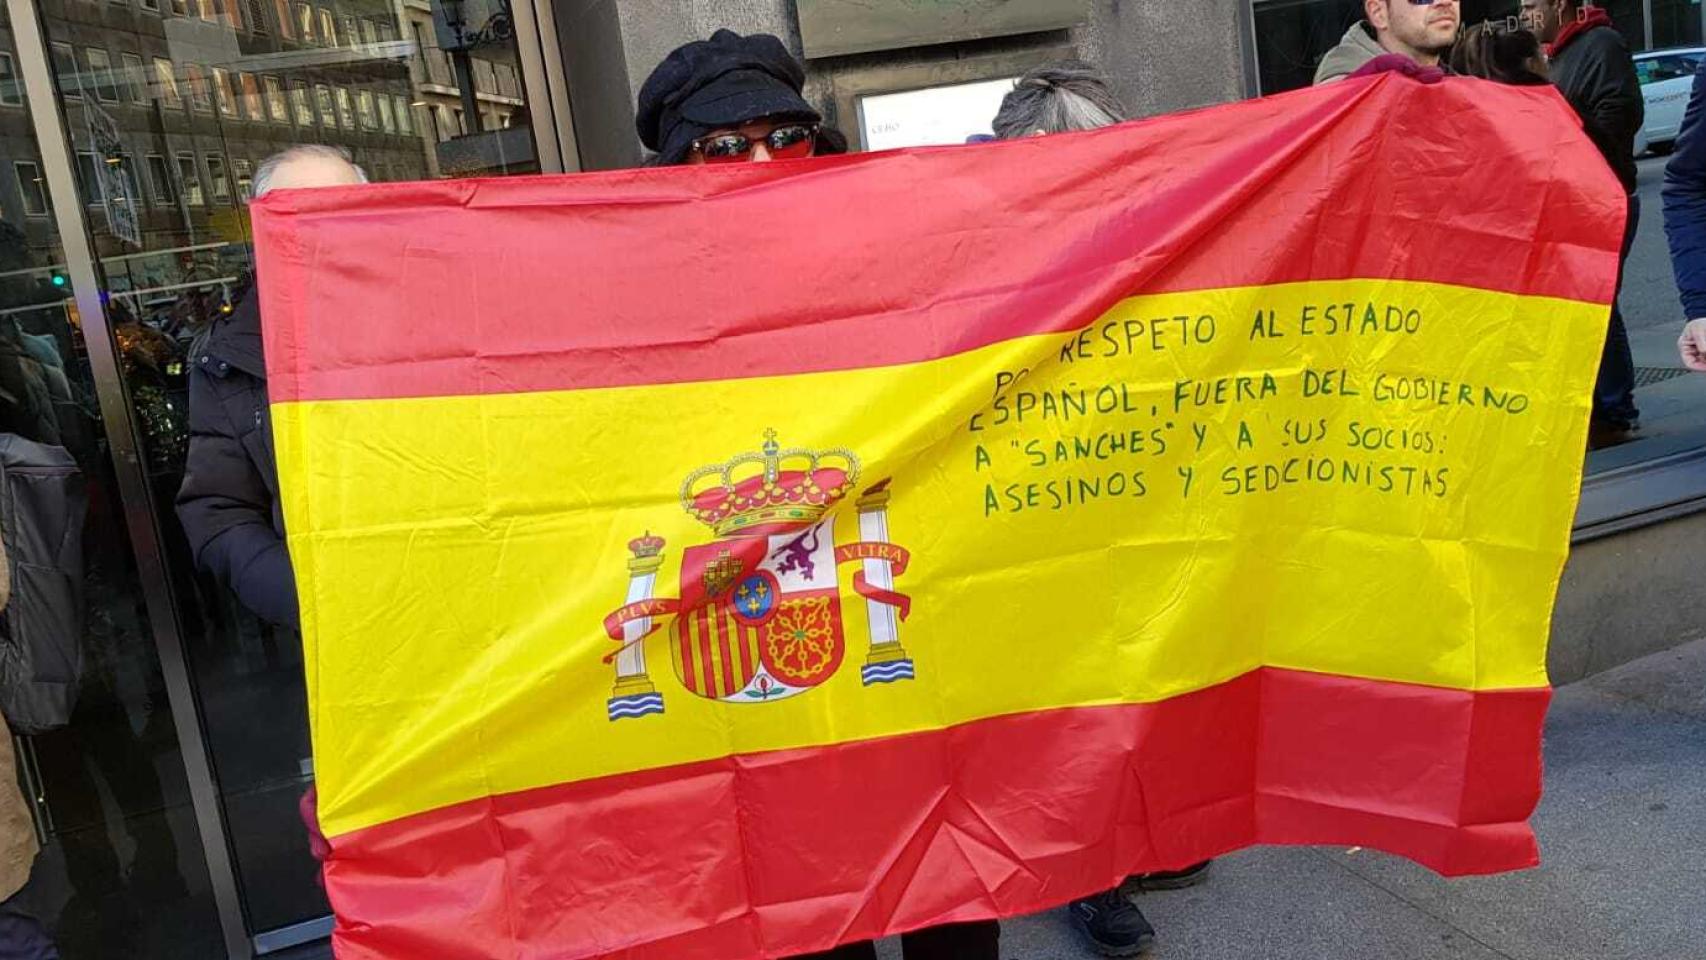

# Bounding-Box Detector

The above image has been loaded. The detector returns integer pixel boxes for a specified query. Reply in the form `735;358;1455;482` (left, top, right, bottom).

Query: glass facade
1;0;548;954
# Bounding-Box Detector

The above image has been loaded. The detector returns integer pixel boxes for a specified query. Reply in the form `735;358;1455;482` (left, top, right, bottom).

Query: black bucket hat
636;29;822;165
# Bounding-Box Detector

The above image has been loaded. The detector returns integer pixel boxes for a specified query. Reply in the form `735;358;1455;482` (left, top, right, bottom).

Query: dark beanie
636;29;822;165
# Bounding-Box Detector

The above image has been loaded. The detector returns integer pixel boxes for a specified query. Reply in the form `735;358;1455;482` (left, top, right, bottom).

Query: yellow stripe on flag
278;279;1602;837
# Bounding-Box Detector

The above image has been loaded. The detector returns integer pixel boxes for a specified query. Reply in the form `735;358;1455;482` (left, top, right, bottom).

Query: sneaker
1126;859;1213;892
1069;889;1156;957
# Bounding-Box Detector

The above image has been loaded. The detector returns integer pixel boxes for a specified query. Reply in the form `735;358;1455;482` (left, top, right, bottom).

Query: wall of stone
553;0;1250;170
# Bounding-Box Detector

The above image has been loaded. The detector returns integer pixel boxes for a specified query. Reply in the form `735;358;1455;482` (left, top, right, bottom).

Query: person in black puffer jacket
175;145;366;628
1522;0;1644;444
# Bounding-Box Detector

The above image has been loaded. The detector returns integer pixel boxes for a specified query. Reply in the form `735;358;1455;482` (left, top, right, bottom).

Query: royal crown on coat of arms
601;431;916;722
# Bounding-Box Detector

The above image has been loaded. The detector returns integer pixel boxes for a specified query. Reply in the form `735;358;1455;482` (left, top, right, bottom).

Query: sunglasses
691;123;819;163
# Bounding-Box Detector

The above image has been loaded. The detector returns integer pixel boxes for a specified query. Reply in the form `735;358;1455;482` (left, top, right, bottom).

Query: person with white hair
991;61;1127;139
176;144;367;629
989;65;1214;958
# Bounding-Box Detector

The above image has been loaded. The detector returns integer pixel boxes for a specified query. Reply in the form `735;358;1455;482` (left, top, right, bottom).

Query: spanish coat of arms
601;432;914;720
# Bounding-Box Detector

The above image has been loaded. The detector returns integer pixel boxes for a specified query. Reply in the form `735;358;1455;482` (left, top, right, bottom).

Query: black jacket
1664;57;1706;319
1550;24;1644;193
175;291;298;628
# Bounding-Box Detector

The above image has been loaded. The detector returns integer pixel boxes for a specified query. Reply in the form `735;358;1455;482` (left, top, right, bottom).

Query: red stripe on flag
321;667;1548;960
256;78;1625;403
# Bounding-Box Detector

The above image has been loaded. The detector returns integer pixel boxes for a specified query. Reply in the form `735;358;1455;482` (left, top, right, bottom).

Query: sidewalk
968;638;1706;960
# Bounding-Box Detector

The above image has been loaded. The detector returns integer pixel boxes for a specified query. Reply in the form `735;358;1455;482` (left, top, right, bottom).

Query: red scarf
1547;6;1613;58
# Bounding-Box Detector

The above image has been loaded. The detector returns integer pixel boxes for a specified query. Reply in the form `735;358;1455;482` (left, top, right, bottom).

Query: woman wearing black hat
636;29;845;165
633;29;999;960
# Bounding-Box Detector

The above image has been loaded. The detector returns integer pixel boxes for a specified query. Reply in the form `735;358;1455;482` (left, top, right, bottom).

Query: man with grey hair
177;144;367;629
992;61;1126;139
252;143;367;198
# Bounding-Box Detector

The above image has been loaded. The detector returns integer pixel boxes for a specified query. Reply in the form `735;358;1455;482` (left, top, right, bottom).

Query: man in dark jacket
176;145;366;627
1663;58;1706;371
1523;0;1644;443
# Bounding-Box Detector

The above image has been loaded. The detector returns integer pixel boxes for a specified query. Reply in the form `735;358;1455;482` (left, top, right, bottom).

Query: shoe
1588;418;1640;450
1069;889;1156;957
1125;859;1212;892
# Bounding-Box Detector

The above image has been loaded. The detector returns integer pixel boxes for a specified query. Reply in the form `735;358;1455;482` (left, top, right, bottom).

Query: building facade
0;2;1703;957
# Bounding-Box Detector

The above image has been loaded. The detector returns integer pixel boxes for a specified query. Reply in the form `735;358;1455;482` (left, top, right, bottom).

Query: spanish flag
256;75;1622;959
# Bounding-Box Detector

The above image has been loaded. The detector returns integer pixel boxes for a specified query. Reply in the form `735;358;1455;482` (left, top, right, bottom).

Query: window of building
318;8;337;46
50;42;80;99
85;48;120;103
335;86;355;129
141;0;161;12
152;57;181;107
394;95;413;135
246;0;269;34
240;72;263;120
121;53;147;104
264;75;289;122
412;22;433;75
234;158;254;200
175;152;205;205
272;0;294;38
206;154;230;201
435;105;453;141
75;150;102;206
356;89;378;131
290;79;314;126
315;82;337;128
474;59;494;94
377;93;395;133
294;1;314;41
184;63;213;112
117;155;143;208
0;53;21;107
13;161;48;216
359;17;378;46
341;15;359;48
212;66;237;116
172;0;192;14
197;0;217;22
145;153;173;203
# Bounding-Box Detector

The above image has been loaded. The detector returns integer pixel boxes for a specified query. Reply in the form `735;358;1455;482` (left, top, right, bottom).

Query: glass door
24;0;553;950
0;5;225;957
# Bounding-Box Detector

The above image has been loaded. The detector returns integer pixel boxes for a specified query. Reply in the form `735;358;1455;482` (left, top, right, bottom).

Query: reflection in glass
0;30;222;960
211;66;235;117
20;0;546;947
265;76;289;124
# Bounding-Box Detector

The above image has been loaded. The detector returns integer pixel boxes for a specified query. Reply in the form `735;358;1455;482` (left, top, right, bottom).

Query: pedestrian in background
1522;0;1645;445
1663;52;1706;370
1314;0;1462;83
0;540;58;960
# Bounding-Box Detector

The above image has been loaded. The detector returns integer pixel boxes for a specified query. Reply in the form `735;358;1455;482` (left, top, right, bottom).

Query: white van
1635;47;1705;153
